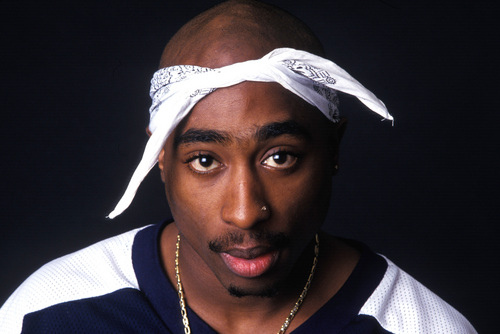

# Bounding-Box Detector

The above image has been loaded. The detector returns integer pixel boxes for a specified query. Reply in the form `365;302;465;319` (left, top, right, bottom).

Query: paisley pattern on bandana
150;65;214;92
189;87;217;98
282;60;336;85
312;84;340;120
150;66;215;114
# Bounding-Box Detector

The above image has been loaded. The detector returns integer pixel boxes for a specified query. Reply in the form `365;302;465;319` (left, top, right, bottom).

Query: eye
262;150;298;169
187;154;222;173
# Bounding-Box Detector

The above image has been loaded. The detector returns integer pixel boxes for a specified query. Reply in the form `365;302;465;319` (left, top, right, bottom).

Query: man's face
160;81;338;297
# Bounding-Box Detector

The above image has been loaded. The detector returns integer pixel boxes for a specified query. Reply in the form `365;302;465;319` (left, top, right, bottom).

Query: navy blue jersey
0;222;476;333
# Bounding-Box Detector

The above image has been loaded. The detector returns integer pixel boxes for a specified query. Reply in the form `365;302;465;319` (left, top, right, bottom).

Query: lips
220;248;279;278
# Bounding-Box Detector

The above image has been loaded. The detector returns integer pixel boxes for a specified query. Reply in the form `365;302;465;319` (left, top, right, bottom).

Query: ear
158;148;166;183
331;117;347;175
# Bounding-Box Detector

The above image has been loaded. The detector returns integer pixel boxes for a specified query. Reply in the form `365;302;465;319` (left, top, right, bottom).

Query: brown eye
271;153;288;164
262;151;298;169
188;155;221;173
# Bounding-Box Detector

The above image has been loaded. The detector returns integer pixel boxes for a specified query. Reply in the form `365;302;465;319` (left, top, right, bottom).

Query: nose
221;166;270;230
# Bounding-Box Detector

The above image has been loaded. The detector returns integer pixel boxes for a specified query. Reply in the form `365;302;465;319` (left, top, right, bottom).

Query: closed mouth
220;249;280;278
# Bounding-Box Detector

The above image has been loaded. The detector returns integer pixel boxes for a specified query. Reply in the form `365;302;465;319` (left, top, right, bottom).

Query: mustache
208;231;290;253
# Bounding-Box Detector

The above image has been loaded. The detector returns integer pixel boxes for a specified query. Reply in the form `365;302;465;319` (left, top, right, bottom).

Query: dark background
1;0;498;332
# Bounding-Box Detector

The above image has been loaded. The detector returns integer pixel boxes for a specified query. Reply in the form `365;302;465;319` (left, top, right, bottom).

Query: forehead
175;81;327;138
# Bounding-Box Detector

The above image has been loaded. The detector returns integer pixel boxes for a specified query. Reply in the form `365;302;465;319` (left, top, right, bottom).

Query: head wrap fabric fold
107;47;393;219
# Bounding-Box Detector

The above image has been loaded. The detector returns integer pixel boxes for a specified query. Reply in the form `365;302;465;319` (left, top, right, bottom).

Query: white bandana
107;47;393;219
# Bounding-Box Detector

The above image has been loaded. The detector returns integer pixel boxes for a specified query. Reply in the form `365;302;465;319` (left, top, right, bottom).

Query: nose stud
261;205;268;212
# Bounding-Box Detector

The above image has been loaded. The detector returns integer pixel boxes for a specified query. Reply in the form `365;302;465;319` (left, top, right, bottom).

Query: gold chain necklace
175;233;319;334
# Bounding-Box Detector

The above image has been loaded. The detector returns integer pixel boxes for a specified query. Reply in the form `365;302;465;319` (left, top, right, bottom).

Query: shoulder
359;256;477;334
0;225;149;334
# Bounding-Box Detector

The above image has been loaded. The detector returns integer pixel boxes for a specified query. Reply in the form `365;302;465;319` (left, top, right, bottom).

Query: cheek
269;166;332;235
164;166;222;243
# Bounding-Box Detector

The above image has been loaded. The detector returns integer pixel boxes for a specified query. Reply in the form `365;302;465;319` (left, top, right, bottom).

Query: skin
159;0;325;68
153;1;359;332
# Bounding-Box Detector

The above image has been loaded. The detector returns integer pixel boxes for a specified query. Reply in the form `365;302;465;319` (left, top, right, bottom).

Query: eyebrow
174;129;231;147
256;121;311;142
174;120;311;148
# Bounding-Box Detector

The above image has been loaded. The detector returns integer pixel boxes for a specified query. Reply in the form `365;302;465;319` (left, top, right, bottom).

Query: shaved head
160;0;324;68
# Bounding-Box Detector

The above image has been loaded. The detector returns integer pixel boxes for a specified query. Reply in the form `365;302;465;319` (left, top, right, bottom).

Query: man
0;0;477;333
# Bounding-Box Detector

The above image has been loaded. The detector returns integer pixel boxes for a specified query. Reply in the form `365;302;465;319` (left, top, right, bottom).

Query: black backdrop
1;0;498;332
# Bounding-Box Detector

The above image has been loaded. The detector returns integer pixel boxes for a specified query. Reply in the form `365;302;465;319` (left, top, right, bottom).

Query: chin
220;264;293;299
227;283;280;298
